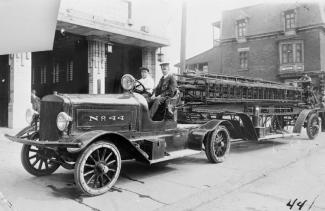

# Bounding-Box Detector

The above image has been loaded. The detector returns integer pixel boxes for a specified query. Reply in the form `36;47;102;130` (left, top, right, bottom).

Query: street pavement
0;127;325;211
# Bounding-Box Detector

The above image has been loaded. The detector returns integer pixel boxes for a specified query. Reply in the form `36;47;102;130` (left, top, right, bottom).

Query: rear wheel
74;141;121;196
306;113;320;140
205;126;231;163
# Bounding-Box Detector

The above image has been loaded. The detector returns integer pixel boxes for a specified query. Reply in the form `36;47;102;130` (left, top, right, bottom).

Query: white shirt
163;73;170;79
139;76;154;93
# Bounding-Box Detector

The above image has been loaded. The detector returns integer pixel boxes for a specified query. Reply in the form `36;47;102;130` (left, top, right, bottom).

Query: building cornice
278;70;325;79
220;23;325;44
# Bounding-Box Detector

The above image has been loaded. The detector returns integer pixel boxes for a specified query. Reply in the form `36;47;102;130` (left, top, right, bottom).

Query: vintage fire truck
5;74;231;196
5;73;325;196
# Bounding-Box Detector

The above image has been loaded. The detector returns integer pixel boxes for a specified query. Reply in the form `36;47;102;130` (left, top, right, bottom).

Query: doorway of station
105;43;142;93
0;55;9;127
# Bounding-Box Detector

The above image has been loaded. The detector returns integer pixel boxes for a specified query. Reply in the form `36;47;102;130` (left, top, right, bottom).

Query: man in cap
149;62;178;120
138;67;154;94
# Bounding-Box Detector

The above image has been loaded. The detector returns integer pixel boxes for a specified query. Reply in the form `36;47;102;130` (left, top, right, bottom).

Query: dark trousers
149;96;166;120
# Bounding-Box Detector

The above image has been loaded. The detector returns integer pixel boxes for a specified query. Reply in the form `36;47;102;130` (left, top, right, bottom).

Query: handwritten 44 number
286;198;307;210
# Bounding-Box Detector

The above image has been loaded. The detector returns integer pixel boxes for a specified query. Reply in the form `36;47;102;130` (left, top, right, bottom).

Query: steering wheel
133;80;149;95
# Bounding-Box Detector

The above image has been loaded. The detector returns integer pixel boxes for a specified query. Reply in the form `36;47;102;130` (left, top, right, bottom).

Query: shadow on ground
12;138;299;201
14;161;178;201
230;140;287;154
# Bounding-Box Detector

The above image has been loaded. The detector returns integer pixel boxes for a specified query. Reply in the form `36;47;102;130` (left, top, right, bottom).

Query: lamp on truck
25;108;38;125
56;112;72;131
121;74;135;91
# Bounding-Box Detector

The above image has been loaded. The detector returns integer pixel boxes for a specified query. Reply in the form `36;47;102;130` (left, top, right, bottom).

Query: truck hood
42;92;146;107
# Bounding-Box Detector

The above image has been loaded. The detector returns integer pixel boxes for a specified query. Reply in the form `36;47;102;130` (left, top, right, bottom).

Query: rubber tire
21;144;60;176
74;141;122;196
205;126;231;163
306;113;320;140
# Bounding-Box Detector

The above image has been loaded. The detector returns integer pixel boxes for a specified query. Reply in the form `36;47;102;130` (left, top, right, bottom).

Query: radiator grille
39;101;63;141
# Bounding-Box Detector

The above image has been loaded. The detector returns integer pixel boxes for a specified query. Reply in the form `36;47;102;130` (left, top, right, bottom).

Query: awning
56;9;169;48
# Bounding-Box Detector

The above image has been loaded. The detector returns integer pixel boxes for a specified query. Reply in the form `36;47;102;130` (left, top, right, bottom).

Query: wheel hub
219;141;225;147
96;163;109;174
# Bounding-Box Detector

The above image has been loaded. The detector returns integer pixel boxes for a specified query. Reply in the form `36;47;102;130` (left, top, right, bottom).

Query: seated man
138;67;154;95
149;62;178;120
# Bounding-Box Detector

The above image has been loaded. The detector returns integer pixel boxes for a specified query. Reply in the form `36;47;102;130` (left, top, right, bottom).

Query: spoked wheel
21;144;60;176
306;113;320;140
205;126;231;163
74;141;121;196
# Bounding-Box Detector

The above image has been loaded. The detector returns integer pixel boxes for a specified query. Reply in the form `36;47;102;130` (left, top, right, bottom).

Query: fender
188;119;235;150
236;113;258;141
293;109;317;133
69;130;150;164
15;125;37;139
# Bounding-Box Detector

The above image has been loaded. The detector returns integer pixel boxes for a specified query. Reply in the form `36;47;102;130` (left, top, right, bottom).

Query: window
53;63;59;83
40;66;47;84
203;64;208;72
280;42;303;64
281;44;293;64
237;19;247;38
296;43;302;63
187;63;208;73
284;10;295;31
212;21;221;46
105;54;112;78
66;61;73;82
239;51;248;69
32;67;35;85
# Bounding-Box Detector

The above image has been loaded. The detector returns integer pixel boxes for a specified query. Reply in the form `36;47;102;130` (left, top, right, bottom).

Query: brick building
0;0;168;128
178;3;325;93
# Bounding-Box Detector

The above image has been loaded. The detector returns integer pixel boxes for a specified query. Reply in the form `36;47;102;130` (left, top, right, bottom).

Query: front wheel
205;126;231;163
21;144;60;176
74;141;121;196
306;113;320;140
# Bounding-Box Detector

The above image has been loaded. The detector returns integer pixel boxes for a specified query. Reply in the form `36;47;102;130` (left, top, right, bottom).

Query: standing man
299;74;317;106
31;89;40;112
138;67;154;94
149;62;178;120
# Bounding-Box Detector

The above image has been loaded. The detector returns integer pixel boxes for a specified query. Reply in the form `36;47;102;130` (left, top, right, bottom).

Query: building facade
0;0;169;128
175;47;221;74
180;3;325;93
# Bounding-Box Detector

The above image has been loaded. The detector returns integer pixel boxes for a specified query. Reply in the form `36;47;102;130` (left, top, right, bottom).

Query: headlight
26;108;38;124
56;112;72;131
121;74;135;91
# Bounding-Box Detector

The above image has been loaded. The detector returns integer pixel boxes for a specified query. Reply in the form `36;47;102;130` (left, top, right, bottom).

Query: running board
149;149;201;164
258;133;300;141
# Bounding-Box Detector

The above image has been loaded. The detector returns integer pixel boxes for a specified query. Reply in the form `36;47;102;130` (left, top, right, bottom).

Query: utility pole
180;1;187;74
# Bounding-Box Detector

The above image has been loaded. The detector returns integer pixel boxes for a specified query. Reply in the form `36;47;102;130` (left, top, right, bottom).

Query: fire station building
0;0;168;128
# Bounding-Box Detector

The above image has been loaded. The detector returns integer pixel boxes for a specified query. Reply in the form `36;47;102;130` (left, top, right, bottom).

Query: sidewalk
0;127;20;141
0;127;22;155
0;127;21;211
